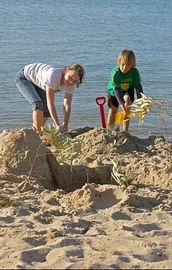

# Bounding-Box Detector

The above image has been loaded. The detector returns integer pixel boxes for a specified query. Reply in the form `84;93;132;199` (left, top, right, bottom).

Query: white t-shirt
24;63;74;94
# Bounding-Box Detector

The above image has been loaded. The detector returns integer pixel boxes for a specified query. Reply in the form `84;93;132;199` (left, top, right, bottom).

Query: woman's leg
16;70;45;130
32;110;44;130
16;70;42;105
34;86;51;129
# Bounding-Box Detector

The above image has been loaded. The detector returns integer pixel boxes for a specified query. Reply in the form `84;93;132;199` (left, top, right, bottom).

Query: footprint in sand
0;216;15;223
111;211;132;221
23;236;47;247
20;248;50;264
133;249;168;263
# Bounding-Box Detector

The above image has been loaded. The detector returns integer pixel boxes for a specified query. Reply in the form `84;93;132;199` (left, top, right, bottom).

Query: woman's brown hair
68;64;85;87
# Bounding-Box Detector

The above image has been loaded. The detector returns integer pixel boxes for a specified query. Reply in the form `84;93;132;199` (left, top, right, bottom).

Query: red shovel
96;96;106;128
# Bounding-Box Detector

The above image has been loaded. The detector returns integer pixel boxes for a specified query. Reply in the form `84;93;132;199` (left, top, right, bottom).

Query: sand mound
0;127;172;269
47;127;172;189
0;127;171;191
0;129;56;190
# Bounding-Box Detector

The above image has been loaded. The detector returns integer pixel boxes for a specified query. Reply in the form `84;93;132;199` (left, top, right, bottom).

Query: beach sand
0;127;171;269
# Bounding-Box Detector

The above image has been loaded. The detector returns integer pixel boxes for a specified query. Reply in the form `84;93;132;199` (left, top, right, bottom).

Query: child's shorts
107;89;134;108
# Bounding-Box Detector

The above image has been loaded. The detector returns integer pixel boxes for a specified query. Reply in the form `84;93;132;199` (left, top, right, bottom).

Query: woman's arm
62;93;73;131
46;86;61;129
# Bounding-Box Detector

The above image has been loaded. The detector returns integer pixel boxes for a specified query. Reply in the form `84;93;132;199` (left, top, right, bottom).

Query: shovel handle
96;96;106;128
96;96;106;106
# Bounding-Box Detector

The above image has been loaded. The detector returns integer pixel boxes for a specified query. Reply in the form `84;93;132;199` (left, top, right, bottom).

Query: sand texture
0;127;171;269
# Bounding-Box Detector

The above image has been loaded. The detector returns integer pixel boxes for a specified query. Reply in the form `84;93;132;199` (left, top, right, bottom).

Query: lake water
0;0;172;140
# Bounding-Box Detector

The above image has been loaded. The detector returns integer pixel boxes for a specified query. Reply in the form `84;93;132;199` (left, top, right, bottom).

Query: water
0;0;172;140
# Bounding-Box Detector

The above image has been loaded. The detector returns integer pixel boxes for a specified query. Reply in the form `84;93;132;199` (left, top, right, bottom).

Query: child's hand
123;112;129;122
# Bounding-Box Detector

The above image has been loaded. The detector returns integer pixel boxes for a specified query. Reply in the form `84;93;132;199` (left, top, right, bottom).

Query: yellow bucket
115;111;142;125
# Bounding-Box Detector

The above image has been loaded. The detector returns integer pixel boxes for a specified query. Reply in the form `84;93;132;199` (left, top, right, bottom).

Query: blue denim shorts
15;69;50;117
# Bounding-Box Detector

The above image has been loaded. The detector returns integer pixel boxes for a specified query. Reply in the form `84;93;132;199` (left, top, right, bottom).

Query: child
106;49;143;131
16;63;84;132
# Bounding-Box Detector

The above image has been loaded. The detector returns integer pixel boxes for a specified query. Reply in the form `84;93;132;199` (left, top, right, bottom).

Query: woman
16;63;85;132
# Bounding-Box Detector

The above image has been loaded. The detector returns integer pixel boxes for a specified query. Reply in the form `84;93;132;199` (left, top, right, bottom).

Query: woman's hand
60;124;68;133
55;125;61;132
55;124;68;133
46;87;61;127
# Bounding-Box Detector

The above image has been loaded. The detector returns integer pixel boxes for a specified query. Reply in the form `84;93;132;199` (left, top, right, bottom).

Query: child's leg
107;105;118;129
107;95;118;129
123;93;132;131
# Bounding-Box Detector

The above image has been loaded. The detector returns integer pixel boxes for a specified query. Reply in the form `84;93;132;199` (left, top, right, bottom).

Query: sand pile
47;127;172;189
0;127;171;191
0;127;171;269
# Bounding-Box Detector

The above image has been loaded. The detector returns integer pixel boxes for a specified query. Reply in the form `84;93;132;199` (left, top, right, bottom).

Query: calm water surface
0;0;172;139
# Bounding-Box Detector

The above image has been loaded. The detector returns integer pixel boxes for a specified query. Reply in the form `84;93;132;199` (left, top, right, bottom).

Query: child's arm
135;84;143;99
115;88;127;114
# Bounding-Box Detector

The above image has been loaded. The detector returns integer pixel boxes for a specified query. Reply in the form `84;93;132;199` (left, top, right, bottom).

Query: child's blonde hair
117;49;136;68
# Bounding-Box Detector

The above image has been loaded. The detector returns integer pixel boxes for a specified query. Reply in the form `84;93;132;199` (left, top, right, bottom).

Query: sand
0;127;171;269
